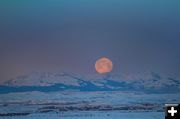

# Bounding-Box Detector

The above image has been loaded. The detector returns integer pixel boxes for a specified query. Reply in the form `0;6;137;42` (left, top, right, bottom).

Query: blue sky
0;0;180;82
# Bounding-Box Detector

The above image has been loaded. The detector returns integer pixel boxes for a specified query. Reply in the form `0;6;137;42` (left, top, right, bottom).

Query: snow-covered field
0;91;180;105
0;91;179;104
0;91;179;119
1;111;163;119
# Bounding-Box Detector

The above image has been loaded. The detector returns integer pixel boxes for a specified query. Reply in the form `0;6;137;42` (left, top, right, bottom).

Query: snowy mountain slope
0;72;179;94
3;72;81;86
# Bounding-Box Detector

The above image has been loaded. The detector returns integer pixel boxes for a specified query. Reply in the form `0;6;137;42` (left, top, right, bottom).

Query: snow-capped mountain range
0;72;179;94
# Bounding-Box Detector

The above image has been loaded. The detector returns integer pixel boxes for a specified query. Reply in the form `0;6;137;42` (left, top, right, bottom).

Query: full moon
95;57;113;74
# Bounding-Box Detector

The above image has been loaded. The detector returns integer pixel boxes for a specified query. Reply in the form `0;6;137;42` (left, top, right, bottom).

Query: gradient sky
0;0;180;82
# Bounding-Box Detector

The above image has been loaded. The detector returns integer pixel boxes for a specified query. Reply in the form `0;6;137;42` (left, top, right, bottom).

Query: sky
0;0;180;82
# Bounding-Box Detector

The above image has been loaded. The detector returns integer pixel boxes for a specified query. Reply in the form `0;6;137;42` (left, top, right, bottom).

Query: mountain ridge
0;72;179;94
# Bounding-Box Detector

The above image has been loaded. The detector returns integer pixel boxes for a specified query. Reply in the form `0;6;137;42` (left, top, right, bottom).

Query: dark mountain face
0;72;179;94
